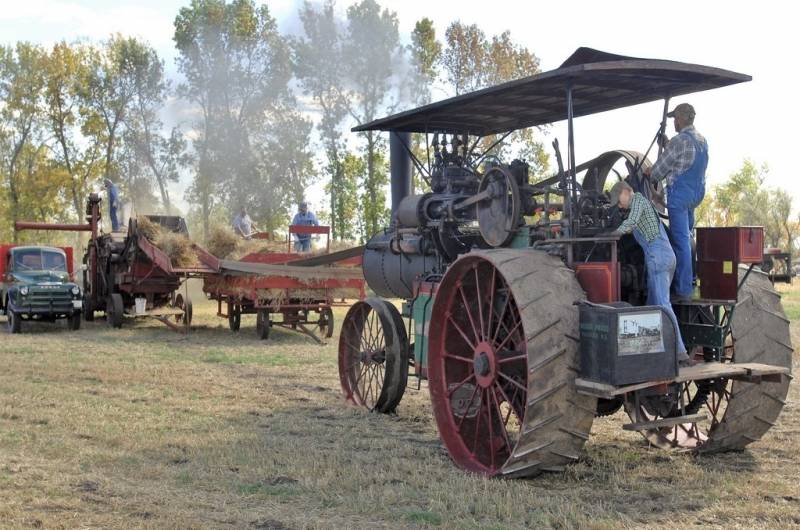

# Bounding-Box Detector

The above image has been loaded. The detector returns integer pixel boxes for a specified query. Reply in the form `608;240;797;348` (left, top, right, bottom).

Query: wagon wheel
427;249;596;477
256;309;270;340
105;293;124;328
625;267;792;451
174;294;192;327
228;303;241;331
338;298;409;413
317;307;334;339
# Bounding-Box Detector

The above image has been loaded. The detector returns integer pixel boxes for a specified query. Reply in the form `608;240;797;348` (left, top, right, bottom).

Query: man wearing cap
609;180;689;364
291;201;318;252
103;178;122;232
645;102;708;301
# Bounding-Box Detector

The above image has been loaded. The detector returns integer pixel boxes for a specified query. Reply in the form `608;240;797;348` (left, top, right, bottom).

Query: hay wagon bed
202;246;366;342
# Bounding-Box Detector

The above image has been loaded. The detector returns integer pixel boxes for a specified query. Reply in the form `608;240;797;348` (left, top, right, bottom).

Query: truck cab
0;245;83;333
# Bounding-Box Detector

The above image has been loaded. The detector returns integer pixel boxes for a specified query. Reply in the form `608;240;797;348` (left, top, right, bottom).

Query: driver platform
575;362;790;399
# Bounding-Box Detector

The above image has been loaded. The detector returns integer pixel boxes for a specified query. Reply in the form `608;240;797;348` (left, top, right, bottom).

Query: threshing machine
338;48;793;477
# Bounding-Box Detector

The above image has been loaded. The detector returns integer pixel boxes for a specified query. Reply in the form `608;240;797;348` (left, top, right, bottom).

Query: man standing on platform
645;103;708;301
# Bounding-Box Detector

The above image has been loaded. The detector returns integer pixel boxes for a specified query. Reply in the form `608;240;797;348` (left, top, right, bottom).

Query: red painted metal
696;227;764;264
0;244;74;276
697;261;739;300
574;262;619;303
288;224;331;252
13;222;91;232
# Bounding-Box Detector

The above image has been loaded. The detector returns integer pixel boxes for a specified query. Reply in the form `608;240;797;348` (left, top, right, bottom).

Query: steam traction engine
337;48;793;477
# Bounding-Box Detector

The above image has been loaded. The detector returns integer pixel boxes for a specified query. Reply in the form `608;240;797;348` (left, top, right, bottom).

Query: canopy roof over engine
353;47;750;135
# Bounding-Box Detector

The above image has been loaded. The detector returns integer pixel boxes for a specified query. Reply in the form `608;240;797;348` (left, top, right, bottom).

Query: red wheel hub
472;341;497;388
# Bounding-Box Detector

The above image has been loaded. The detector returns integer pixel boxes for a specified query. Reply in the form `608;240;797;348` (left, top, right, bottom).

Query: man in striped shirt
610;181;689;362
645;103;708;300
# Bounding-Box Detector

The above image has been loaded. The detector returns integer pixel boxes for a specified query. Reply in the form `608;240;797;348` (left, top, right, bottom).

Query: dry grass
0;281;798;529
206;226;241;260
135;216;162;243
154;231;196;268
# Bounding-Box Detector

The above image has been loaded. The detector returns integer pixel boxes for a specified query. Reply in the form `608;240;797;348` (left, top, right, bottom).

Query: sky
1;0;798;216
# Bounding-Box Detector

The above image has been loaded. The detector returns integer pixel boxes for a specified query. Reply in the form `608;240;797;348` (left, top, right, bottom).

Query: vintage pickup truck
0;245;82;333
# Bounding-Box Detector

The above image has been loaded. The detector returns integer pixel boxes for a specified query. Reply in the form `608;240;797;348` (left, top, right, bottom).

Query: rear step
623;413;707;431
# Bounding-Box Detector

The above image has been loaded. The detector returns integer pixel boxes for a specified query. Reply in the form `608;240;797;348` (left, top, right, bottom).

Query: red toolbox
696;226;763;264
695;227;763;300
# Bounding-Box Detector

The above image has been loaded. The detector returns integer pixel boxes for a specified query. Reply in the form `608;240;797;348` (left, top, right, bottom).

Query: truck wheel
106;293;124;329
7;310;21;334
68;312;81;331
83;296;95;322
256;309;270;340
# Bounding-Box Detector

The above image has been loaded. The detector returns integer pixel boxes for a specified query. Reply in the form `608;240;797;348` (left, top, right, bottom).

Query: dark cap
667;102;696;119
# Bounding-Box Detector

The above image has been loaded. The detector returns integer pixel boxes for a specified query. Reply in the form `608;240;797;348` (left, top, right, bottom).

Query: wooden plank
576;362;790;399
623;413;707;431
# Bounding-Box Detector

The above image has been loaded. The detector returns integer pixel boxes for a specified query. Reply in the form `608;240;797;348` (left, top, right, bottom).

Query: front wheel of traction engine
338;298;409;413
427;249;596;477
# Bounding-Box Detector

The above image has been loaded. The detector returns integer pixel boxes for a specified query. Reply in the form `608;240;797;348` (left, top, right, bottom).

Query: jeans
634;224;688;358
110;206;120;232
668;206;694;297
294;238;311;252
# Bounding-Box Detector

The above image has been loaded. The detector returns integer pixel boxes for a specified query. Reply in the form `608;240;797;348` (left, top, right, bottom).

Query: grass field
1;284;798;530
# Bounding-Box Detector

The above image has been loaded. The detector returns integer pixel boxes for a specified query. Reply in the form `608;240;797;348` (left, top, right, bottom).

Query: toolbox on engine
695;226;764;300
578;302;679;386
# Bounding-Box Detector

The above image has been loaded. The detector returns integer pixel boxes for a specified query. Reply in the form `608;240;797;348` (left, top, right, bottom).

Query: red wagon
202;230;366;342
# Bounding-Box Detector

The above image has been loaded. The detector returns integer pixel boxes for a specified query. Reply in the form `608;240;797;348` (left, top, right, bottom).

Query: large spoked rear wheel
338;298;409;413
428;249;596;477
626;266;793;451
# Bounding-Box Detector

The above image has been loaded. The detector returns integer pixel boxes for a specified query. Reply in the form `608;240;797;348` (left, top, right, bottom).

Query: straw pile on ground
136;216;196;268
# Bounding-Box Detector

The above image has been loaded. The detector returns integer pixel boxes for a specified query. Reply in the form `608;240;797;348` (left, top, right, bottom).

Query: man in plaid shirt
610;181;689;362
645;103;708;300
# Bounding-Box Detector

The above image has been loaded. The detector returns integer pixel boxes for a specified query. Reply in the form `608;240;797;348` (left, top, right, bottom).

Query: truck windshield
13;249;68;272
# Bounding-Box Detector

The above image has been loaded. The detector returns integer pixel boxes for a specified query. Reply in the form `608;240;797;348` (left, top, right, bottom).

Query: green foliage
408;18;441;106
326;152;362;241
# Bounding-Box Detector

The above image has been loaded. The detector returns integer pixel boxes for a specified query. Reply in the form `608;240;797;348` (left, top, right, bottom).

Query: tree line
3;0;795;255
0;0;547;245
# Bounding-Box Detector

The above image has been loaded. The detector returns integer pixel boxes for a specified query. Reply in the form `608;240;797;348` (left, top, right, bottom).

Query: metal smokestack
389;131;412;215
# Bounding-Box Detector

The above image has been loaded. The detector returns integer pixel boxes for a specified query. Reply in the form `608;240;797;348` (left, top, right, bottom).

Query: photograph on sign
617;311;664;355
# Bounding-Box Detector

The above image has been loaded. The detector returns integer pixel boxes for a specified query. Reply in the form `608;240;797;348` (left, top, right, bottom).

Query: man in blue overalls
103;178;122;232
610;181;690;364
646;103;708;301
